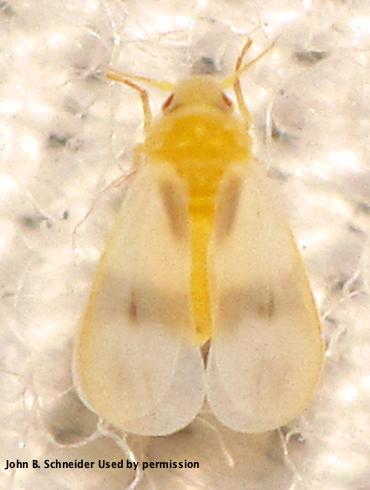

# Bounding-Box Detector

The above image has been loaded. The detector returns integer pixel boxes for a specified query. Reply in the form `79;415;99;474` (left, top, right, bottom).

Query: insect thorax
145;107;251;204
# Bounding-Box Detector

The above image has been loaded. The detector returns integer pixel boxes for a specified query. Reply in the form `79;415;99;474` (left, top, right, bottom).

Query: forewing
207;161;324;433
74;164;205;436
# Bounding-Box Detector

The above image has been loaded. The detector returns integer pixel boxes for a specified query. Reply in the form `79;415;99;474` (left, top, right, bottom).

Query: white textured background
1;0;370;489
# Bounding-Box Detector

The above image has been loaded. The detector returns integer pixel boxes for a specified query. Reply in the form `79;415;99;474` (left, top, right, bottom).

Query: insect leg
223;38;276;130
233;38;253;129
106;70;153;134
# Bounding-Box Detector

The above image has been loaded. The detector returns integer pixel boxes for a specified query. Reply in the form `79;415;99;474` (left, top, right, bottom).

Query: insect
74;38;324;436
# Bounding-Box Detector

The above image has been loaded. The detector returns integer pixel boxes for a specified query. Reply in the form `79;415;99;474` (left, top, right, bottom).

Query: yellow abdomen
146;107;251;344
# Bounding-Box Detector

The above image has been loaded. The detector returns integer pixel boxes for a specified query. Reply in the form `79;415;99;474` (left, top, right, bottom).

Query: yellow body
74;62;324;436
145;76;251;344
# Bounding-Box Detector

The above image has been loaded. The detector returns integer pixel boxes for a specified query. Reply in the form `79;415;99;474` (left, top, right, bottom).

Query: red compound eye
221;93;233;109
162;93;174;112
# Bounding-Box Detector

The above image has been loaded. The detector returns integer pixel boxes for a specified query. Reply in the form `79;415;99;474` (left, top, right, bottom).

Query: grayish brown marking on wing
128;291;138;324
218;287;279;334
159;180;187;240
256;292;276;318
215;175;242;243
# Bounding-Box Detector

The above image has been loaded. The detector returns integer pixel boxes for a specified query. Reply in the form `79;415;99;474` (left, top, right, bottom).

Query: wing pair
74;161;323;435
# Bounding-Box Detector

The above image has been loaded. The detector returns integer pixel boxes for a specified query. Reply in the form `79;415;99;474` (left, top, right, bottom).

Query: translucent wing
207;161;324;433
74;164;205;436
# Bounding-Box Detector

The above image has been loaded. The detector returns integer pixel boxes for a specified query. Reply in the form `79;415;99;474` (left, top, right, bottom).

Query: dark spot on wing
218;287;277;331
257;292;276;318
159;180;187;240
128;291;138;324
97;272;191;336
215;175;242;242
